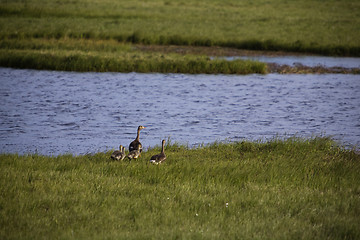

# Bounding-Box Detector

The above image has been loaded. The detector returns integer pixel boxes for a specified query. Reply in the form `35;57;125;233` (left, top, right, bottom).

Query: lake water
0;67;359;155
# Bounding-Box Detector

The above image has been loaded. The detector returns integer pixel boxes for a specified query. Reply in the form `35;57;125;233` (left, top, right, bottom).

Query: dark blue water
0;67;359;155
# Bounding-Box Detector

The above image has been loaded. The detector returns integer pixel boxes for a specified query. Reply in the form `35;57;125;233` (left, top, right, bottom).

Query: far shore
135;44;360;74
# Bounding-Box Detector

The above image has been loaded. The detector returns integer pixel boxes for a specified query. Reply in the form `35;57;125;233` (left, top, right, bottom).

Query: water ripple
0;68;359;155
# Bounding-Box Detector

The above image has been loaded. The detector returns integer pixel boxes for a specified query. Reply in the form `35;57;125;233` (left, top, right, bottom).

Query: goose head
138;125;146;131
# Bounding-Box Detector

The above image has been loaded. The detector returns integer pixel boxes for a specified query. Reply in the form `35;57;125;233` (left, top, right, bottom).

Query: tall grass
0;0;359;56
0;39;267;74
0;0;359;72
1;137;360;239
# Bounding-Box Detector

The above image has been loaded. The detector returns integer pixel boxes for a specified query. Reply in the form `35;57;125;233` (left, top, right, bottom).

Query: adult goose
150;139;166;164
129;125;146;153
111;145;125;161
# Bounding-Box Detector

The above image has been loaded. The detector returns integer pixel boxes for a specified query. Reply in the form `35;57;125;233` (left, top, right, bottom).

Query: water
1;67;359;155
224;56;360;68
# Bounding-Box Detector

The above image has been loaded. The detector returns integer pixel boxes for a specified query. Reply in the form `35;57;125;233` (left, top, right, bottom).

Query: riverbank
136;44;360;74
267;63;360;74
1;0;359;74
0;39;267;74
1;0;359;57
1;137;359;239
1;39;359;74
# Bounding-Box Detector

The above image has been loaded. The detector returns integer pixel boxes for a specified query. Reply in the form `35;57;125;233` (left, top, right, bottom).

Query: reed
0;47;267;74
1;137;359;239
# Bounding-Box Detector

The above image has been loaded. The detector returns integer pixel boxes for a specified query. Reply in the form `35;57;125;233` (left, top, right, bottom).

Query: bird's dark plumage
111;145;125;161
129;125;146;153
150;139;166;164
127;149;141;160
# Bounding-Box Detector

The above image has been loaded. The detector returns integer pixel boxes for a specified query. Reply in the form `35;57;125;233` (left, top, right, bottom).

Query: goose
127;149;141;160
111;145;125;161
129;125;146;153
150;139;166;164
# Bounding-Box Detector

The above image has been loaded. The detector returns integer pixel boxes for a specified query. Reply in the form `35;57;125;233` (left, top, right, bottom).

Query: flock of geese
110;125;166;164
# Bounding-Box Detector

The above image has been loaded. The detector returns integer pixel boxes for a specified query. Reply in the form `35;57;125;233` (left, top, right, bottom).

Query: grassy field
1;137;360;239
0;39;267;74
1;0;359;55
0;0;359;73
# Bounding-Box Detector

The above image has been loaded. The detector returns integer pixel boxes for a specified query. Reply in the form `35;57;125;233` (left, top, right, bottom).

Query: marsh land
1;1;360;239
1;138;360;239
1;0;359;73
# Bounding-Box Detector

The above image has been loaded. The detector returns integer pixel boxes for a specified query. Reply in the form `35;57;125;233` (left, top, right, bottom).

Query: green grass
0;38;267;74
0;1;360;74
1;0;360;56
1;137;360;239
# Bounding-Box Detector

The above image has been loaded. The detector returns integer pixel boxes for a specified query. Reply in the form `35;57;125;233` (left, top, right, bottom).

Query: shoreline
1;137;360;239
135;44;360;74
267;63;360;74
1;41;359;74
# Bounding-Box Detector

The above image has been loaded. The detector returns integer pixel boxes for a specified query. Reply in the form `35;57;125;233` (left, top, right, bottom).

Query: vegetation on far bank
1;0;359;56
1;137;360;239
0;0;359;73
2;38;360;75
0;39;267;74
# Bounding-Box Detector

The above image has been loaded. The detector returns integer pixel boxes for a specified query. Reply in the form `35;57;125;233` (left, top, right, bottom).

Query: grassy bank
1;137;360;239
0;0;359;73
0;39;267;74
1;0;359;56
